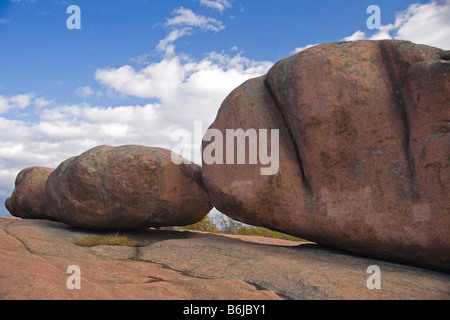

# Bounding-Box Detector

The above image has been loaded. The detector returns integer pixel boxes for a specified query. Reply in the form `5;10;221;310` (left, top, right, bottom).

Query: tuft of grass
75;233;136;248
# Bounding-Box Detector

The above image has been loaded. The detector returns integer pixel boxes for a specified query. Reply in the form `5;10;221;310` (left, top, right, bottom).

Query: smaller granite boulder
45;145;212;229
5;167;54;220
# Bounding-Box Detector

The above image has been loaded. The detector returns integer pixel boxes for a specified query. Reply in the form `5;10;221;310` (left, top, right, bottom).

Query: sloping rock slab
0;217;449;300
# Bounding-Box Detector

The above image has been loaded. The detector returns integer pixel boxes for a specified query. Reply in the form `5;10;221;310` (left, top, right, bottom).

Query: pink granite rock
203;40;450;271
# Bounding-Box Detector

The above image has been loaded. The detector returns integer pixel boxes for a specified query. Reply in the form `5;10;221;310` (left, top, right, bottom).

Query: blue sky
0;0;449;217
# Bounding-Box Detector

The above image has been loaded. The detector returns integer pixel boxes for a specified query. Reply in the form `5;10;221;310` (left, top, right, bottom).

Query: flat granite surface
0;217;449;300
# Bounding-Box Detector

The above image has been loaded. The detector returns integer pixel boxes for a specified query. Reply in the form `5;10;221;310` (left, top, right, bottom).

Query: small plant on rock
75;231;136;248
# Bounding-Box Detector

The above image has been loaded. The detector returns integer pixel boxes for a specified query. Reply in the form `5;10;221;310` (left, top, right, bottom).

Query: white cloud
199;0;232;12
342;0;450;50
129;53;151;65
95;52;272;100
0;97;9;114
342;30;368;42
166;7;225;32
292;43;319;54
33;97;53;109
75;85;94;98
39;103;160;128
393;0;450;49
9;94;32;109
0;94;33;114
157;7;226;56
95;52;272;131
75;86;102;99
156;28;192;55
0;18;10;24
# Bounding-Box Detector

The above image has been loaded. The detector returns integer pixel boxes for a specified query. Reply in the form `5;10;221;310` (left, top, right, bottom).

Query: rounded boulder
5;167;54;220
46;145;212;229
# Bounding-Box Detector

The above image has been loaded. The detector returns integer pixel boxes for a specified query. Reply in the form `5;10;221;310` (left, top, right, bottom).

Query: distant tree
184;216;218;233
219;216;244;234
219;217;306;242
185;216;307;242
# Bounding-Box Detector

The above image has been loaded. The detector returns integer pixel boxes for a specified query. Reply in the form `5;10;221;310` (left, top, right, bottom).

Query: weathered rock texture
202;40;450;272
202;76;308;234
46;145;212;229
0;217;449;300
5;167;54;221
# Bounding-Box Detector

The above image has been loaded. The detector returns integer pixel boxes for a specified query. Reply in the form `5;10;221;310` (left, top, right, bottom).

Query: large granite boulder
202;40;450;271
5;167;54;220
46;145;212;229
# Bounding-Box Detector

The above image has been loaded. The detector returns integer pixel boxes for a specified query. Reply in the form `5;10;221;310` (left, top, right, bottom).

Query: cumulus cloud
393;0;450;48
95;52;273;150
343;0;450;49
96;53;271;100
